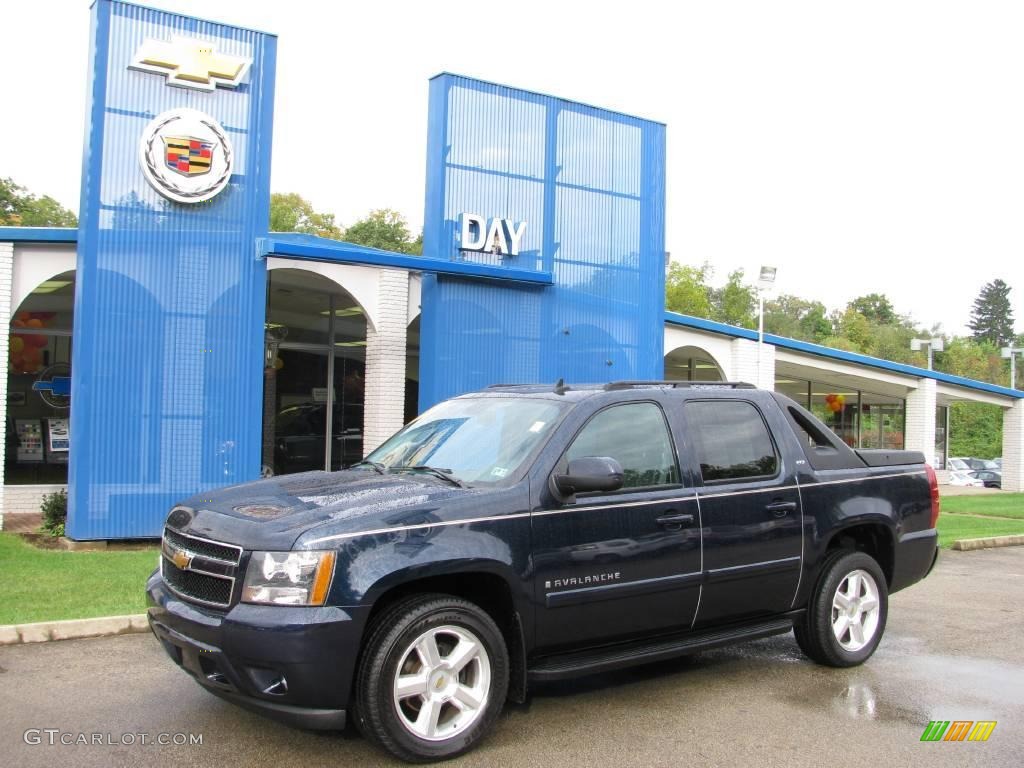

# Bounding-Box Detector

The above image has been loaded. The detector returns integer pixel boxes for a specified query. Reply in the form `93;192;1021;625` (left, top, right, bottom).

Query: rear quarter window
684;400;779;483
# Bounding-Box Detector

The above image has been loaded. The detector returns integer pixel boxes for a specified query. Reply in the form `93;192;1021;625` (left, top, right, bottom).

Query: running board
527;618;794;682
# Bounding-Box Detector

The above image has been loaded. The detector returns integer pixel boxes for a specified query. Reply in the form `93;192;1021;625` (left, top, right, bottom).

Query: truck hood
166;469;488;551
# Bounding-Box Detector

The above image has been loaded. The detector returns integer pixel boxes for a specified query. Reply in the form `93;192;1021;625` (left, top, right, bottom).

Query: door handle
656;512;695;529
765;501;798;517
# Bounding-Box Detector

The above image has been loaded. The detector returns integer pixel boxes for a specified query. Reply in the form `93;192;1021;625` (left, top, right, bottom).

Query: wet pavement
1;547;1021;767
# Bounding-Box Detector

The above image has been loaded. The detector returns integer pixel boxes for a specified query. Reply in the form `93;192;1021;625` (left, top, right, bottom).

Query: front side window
565;402;680;489
685;400;779;483
365;396;564;485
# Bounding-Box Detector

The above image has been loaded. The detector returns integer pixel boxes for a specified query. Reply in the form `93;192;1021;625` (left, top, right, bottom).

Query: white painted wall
11;243;76;311
266;257;382;331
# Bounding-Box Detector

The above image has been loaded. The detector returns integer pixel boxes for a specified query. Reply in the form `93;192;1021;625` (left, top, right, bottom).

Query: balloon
10;336;24;355
25;334;48;349
24;318;43;329
835;394;845;407
22;346;42;366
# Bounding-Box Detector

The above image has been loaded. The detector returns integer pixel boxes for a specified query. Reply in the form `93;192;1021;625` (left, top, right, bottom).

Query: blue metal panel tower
69;1;276;538
419;74;666;410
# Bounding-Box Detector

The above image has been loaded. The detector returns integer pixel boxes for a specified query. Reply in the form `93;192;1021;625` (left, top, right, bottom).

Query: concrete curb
952;534;1024;551
0;614;148;646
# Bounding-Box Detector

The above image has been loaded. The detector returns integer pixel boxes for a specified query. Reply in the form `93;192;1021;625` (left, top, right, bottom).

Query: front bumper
146;569;368;730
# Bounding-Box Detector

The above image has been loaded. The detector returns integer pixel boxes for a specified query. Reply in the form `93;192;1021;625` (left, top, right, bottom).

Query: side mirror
551;456;624;499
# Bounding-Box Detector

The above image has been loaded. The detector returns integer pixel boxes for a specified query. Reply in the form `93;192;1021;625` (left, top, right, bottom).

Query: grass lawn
0;532;158;625
936;513;1024;549
942;493;1024;520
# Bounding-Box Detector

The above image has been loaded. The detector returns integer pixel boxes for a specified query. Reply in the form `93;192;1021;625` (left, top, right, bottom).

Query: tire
354;594;509;763
794;550;888;668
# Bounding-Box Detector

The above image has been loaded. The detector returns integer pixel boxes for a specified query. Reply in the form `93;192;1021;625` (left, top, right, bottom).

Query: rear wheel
354;594;509;762
794;550;888;667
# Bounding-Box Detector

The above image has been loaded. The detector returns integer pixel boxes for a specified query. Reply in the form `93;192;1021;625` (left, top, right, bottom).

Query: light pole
1001;346;1024;389
910;337;944;370
757;266;777;388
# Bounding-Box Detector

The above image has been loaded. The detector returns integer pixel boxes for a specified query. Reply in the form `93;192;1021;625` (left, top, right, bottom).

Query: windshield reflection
362;397;564;485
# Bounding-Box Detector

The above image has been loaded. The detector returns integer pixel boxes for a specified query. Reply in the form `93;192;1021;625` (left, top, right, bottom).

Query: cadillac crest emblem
139;108;233;204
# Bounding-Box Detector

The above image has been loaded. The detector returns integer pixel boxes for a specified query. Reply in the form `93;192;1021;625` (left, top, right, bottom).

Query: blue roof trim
260;233;553;285
0;227;78;243
664;311;1024;400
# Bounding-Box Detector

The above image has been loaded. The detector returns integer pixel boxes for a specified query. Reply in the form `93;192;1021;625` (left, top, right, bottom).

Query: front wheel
794;550;888;667
354;594;509;762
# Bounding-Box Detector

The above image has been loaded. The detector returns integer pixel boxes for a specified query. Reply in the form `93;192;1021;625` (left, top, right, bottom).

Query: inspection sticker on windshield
528;421;546;433
491;467;509;478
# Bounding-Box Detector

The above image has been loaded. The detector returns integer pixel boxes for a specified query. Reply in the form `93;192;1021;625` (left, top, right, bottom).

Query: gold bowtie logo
129;37;251;91
172;548;193;571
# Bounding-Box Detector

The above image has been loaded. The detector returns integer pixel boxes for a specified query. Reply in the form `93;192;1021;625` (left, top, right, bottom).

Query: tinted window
566;403;680;489
686;401;778;482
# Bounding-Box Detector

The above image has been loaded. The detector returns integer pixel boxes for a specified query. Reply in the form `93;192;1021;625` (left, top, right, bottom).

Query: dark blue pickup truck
147;381;940;762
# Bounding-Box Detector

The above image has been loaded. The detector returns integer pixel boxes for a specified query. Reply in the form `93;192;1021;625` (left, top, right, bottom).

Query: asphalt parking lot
1;547;1021;767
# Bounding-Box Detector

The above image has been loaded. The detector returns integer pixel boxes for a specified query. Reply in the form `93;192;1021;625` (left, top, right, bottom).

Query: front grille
161;527;242;609
163;527;241;564
162;559;234;607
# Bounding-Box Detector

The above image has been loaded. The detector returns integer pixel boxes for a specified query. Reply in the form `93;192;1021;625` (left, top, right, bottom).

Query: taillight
925;464;940;528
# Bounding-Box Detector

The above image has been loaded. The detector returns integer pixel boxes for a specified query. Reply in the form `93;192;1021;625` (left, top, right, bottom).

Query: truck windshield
362;397;564;486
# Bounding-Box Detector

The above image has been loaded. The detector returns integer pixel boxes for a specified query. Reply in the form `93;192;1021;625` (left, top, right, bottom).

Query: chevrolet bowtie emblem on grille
129;36;251;91
171;548;194;571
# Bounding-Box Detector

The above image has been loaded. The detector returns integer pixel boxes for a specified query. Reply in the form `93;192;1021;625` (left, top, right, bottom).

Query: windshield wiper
351;460;387;475
392;465;467;488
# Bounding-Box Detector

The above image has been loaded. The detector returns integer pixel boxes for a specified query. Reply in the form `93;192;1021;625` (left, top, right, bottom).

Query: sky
2;0;1022;336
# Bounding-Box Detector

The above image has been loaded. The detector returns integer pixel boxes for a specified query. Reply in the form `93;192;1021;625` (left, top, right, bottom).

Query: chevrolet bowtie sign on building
129;36;251;91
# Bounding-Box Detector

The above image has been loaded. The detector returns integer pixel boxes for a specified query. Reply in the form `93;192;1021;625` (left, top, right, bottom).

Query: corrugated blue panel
420;75;665;409
68;1;276;538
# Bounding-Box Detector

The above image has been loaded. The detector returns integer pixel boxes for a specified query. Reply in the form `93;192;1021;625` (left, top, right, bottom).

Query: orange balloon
13;319;25;328
15;311;30;323
24;318;43;329
25;334;48;349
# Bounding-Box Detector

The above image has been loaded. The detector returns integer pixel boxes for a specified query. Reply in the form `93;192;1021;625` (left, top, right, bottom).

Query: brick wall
0;243;12;529
1002;400;1024;492
905;379;936;465
731;338;775;390
3;484;67;515
363;269;409;454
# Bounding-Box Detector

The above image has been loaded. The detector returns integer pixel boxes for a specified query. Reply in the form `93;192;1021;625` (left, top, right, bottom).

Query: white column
362;269;410;454
0;242;13;530
905;379;936;465
731;338;775;390
1002;399;1024;492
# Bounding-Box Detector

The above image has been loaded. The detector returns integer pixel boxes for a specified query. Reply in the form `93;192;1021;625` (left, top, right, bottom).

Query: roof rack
602;380;757;391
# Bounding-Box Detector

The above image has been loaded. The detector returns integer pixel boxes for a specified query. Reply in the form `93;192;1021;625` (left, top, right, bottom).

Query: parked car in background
948;469;984;487
971;470;1002;489
993;458;1003;469
948;458;971;472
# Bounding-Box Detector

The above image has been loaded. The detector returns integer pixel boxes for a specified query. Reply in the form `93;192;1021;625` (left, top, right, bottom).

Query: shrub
40;489;68;537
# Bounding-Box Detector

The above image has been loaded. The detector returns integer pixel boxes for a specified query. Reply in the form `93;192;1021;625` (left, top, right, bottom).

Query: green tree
0;177;77;227
968;279;1015;348
847;293;897;325
343;208;421;254
665;262;713;317
763;294;831;342
949;402;1003;459
713;269;756;328
269;192;343;240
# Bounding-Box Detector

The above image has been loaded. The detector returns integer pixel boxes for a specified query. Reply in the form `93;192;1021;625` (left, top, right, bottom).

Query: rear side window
566;402;680;489
685;400;779;483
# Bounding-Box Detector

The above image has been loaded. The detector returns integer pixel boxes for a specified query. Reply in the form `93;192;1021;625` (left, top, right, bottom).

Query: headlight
241;551;336;606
